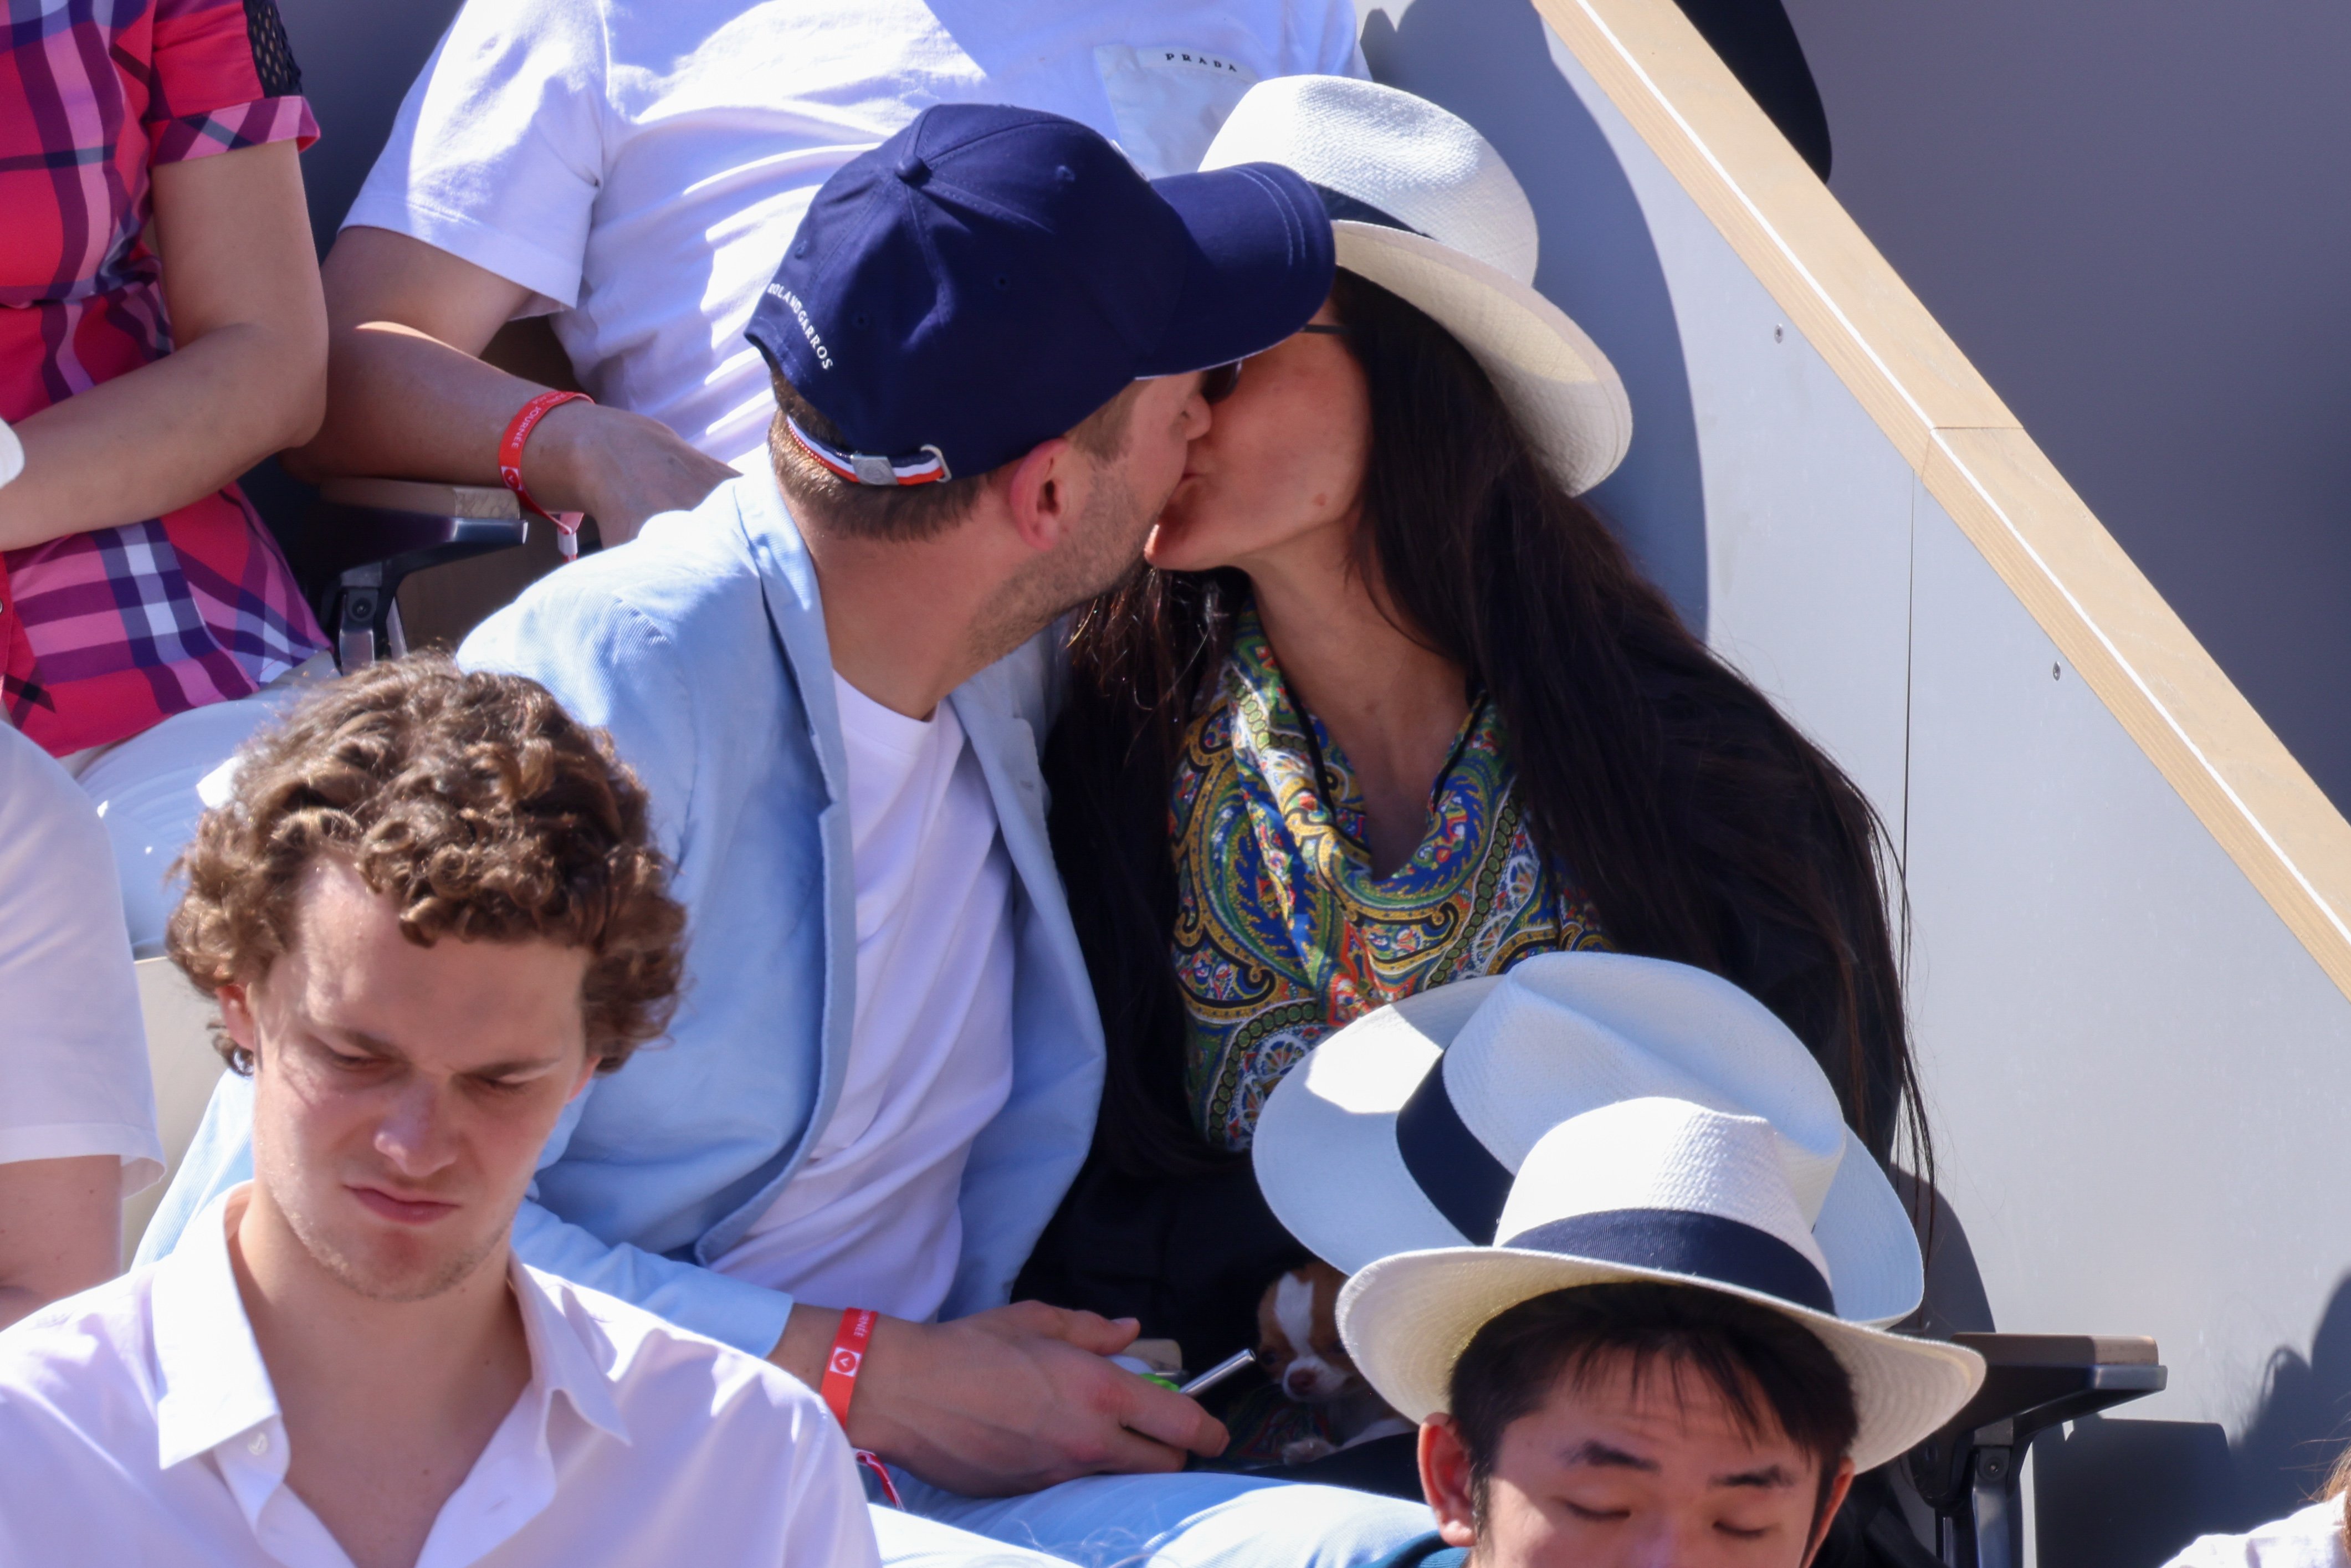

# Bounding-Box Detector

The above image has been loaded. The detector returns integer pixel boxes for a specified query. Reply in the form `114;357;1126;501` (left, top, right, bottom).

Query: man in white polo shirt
0;660;876;1568
284;0;1367;540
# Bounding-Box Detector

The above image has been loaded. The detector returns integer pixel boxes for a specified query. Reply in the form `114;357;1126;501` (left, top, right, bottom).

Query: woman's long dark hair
1046;269;1930;1194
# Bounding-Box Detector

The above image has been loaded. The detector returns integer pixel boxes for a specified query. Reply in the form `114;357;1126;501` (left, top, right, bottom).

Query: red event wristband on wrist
821;1308;901;1505
496;390;593;561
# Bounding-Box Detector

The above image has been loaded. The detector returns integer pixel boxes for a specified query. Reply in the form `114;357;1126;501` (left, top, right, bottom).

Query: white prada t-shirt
711;675;1016;1320
346;0;1367;469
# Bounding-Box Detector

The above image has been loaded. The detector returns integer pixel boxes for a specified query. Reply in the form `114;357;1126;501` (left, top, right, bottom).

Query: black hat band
1394;1055;1514;1242
1501;1208;1837;1316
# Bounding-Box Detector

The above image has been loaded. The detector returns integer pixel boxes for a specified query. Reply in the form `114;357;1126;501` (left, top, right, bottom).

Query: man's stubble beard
964;457;1164;670
275;1177;507;1305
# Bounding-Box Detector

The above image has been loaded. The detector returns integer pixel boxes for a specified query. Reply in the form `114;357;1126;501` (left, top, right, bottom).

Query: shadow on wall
1359;0;1709;633
2035;1273;2351;1567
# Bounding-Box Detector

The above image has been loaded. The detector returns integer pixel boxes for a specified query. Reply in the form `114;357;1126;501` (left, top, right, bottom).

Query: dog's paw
1280;1436;1338;1465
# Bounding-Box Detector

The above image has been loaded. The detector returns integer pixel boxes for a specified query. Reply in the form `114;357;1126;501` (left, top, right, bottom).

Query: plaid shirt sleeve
148;0;319;162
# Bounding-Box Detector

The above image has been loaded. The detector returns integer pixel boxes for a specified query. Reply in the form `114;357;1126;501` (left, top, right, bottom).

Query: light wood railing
1532;0;2351;998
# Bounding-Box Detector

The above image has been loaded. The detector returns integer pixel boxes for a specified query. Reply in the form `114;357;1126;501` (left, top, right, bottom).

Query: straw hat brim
1340;1246;1985;1473
1251;973;1925;1326
1334;222;1632;496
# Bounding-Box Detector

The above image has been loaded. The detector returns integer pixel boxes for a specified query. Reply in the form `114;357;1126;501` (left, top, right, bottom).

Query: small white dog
1254;1261;1411;1464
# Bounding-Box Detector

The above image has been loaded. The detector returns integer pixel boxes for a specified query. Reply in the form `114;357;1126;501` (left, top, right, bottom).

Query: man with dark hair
145;104;1428;1568
1430;1284;1860;1566
1333;1096;1985;1568
0;659;878;1568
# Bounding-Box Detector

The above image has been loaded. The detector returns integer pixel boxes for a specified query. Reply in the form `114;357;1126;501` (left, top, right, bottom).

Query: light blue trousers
875;1470;1433;1568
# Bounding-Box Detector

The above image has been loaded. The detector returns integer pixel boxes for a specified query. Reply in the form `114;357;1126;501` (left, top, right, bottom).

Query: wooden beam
1530;0;2351;995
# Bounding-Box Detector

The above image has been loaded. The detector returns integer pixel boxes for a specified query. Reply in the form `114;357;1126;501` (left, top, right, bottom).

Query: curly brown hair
167;655;687;1076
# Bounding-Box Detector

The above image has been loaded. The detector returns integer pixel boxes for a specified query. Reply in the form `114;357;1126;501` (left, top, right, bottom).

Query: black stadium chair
1910;1335;2166;1568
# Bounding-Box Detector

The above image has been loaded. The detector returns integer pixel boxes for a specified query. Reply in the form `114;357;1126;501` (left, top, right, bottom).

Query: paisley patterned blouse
1171;609;1610;1149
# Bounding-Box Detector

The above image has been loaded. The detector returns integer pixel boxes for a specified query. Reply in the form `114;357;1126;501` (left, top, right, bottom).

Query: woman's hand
0;140;326;551
771;1298;1229;1497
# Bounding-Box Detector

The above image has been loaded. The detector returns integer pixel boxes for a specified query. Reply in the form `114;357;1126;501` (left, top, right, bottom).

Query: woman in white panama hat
1023;76;1927;1369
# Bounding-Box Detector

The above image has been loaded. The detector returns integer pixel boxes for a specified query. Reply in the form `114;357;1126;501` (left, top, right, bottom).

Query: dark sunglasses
1200;324;1354;404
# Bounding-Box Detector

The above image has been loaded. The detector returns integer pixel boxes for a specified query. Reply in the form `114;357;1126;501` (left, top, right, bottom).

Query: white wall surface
1554;15;1915;838
1908;481;2351;1561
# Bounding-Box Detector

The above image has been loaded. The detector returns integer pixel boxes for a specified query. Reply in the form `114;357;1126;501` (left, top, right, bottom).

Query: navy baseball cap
747;103;1335;485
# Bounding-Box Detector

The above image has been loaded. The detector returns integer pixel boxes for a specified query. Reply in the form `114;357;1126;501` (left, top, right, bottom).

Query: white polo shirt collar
149;1188;631;1566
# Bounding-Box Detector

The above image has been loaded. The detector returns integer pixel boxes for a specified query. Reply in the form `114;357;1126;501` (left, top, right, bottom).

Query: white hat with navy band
1251;951;1925;1327
1336;1096;1985;1472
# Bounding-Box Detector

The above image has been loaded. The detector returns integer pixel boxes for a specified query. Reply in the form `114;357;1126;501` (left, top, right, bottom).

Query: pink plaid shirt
1;0;324;756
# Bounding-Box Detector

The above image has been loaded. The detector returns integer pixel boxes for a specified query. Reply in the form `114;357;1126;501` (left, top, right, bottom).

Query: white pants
877;1470;1433;1568
70;681;309;956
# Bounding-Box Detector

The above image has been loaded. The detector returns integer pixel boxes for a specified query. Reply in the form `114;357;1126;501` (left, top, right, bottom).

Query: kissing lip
348;1185;458;1225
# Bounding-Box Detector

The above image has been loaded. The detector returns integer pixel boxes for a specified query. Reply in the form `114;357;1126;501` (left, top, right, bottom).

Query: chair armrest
299;479;527;586
285;480;530;668
1906;1333;2165;1568
1923;1334;2165;1467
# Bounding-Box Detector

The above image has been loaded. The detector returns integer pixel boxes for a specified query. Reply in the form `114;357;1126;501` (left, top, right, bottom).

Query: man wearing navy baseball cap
137;103;1433;1568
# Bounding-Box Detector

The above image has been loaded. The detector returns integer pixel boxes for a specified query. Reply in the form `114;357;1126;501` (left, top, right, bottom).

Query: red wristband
496;391;593;561
821;1308;900;1506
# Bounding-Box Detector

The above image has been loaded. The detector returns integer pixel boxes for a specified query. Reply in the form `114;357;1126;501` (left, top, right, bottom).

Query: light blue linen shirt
136;470;1105;1357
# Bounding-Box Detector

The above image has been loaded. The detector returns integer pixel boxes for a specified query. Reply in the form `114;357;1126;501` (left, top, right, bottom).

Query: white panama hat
1198;74;1632;495
1338;1096;1985;1472
0;416;21;491
1252;950;1925;1326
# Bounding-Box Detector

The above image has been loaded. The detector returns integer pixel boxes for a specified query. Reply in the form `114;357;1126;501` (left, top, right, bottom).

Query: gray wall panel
1906;479;2351;1562
1782;0;2351;818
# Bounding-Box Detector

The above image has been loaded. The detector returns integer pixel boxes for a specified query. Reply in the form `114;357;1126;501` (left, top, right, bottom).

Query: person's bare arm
0;1156;119;1329
771;1298;1229;1496
284;227;737;544
0;141;325;552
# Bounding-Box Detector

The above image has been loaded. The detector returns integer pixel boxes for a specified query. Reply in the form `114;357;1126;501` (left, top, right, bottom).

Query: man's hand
774;1300;1228;1497
529;399;740;546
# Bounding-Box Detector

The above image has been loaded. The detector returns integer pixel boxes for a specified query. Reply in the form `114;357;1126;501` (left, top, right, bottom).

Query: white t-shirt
2166;1502;2351;1568
346;0;1366;468
0;725;161;1190
710;675;1016;1320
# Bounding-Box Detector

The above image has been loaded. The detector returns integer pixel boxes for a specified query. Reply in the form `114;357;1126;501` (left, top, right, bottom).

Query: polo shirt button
248;1431;270;1456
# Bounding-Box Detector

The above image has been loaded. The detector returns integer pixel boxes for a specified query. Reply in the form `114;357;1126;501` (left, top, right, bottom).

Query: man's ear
1800;1457;1858;1567
1000;435;1080;554
217;981;260;1068
1420;1416;1479;1549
